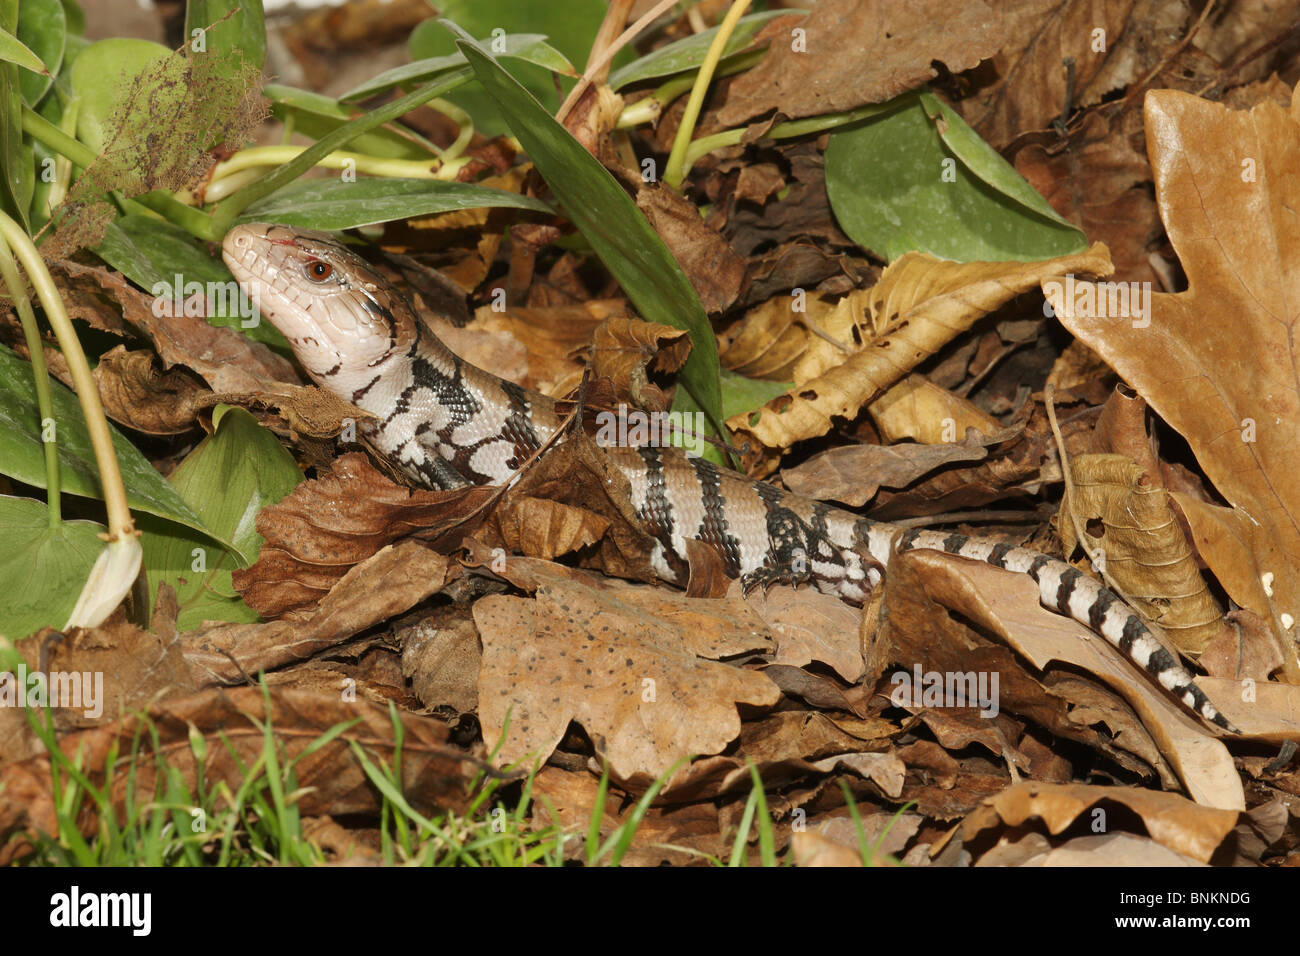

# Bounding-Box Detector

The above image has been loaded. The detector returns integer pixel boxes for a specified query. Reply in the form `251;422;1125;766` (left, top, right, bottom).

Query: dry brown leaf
1060;454;1223;652
899;550;1243;808
1038;832;1206;866
636;182;744;314
1198;608;1283;682
715;0;1006;125
781;427;998;507
461;301;625;395
474;578;779;785
187;541;457;684
730;245;1113;474
0;686;474;865
91;346;208;434
399;609;481;714
1048;90;1300;683
960;781;1240;863
589;313;691;409
741;581;864;682
789;829;865;866
870;375;1003;445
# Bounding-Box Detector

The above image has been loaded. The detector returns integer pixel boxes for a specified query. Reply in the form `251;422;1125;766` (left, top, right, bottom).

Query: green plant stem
663;0;753;188
681;102;898;178
0;212;134;540
615;49;766;129
0;232;60;527
21;104;96;168
131;190;217;240
211;67;473;233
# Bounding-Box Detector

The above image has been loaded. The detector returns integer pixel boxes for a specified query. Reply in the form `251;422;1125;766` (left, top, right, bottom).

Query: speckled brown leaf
0;686;473;864
960;781;1240;863
474;578;779;785
741;583;864;681
716;0;1006;125
1048;91;1300;683
189;541;456;684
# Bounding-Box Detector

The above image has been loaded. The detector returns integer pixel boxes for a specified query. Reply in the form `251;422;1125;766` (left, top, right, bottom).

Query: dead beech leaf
92;346;207;434
869;375;1002;445
1060;454;1223;653
474;580;779;785
740;583;864;682
960;781;1240;864
589;313;691;409
636;182;744;314
781;427;996;507
233;453;493;618
790;830;866;866
188;541;457;684
900;550;1243;809
715;0;1005;125
730;245;1113;474
0;686;475;865
489;495;609;561
1047;91;1300;682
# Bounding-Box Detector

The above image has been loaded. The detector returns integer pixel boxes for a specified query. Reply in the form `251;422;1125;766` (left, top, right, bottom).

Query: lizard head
222;223;419;391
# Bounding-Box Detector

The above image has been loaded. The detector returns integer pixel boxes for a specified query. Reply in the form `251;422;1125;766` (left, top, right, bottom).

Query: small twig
891;509;1051;529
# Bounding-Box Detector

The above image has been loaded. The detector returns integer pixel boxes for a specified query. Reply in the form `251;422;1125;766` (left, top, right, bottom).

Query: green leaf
608;9;799;90
453;26;722;430
16;0;63;105
341;33;571;103
185;0;265;76
237;176;552;231
59;0;83;35
0;23;46;76
825;91;1087;262
0;495;103;639
0;342;225;545
265;84;443;161
140;404;301;631
670;368;790;466
412;0;620;137
0;0;29;229
95;214;288;349
67;37;171;154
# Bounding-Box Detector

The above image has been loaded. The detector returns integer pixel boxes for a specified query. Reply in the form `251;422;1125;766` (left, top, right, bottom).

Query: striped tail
894;529;1238;734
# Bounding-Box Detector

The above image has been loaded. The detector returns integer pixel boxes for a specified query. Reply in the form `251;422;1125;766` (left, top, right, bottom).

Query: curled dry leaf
589;313;691;410
91;346;208;434
1047;91;1300;683
715;0;1005;125
474;576;779;786
869;375;1002;445
960;781;1241;864
730;245;1113;474
1060;454;1223;653
636;183;745;315
0;685;475;865
233;452;493;618
188;540;457;684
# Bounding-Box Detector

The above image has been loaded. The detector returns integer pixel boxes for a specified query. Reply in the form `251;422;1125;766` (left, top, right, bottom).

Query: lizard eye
305;260;333;281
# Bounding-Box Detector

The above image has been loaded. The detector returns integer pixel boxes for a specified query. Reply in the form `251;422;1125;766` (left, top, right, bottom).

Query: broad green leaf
140;404;301;631
265;84;442;161
0;495;103;640
825;91;1087;262
341;33;571;103
67;37;170;153
0;343;225;544
16;0;63;105
454;27;722;428
237;176;552;231
608;9;799;90
413;0;622;137
0;0;29;229
59;0;83;35
670;368;790;466
95;214;288;349
185;0;265;76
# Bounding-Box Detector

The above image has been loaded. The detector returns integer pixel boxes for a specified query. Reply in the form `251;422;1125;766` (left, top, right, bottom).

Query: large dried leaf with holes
729;244;1112;474
960;781;1241;864
474;575;779;786
1047;91;1300;682
715;0;1006;125
189;541;457;684
0;686;473;865
1060;454;1222;653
